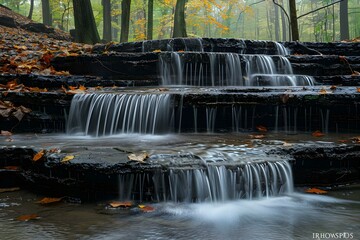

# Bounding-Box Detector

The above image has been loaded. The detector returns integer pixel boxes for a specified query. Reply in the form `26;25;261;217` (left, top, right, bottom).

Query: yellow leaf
152;49;161;53
33;149;45;161
305;188;327;194
36;197;63;204
61;155;74;163
108;201;133;208
127;153;149;162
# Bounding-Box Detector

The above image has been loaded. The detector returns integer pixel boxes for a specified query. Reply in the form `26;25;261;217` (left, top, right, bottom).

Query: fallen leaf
158;88;168;92
249;134;265;139
33;149;45;161
350;137;360;143
61;155;74;163
152;49;161;53
256;125;267;132
319;88;328;95
0;187;20;193
338;140;348;143
352;71;360;76
108;201;133;208
16;214;39;221
36;197;63;204
3;166;20;171
330;85;337;91
305;188;327;195
357;87;360;93
0;130;12;136
312;130;325;137
78;85;86;91
128;152;149;162
282;142;293;147
138;205;155;213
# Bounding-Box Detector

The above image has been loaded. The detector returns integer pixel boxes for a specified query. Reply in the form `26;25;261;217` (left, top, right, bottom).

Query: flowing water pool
0;189;359;240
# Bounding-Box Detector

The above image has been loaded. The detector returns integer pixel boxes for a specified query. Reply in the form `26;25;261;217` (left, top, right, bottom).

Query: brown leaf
3;166;20;171
16;214;39;221
256;125;267;132
330;85;337;91
33;149;45;161
319;88;328;95
350;137;360;143
352;71;360;76
127;153;149;162
108;201;133;208
0;130;12;136
357;87;360;93
78;85;86;91
0;187;20;193
305;188;327;195
312;130;325;137
36;197;63;204
249;134;266;139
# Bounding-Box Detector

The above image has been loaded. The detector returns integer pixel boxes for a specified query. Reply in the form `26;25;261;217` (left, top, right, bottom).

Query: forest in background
1;0;359;43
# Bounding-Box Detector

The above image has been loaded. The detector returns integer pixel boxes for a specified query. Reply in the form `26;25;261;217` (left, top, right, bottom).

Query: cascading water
66;93;174;136
159;52;314;86
118;160;293;202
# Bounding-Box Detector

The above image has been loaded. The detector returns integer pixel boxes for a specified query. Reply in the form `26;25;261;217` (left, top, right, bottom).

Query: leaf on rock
108;201;133;208
256;125;267;132
60;155;74;163
357;87;360;93
0;130;12;136
312;130;325;137
350;137;360;143
319;88;329;95
352;71;360;76
0;187;20;193
249;134;265;139
16;214;39;221
152;49;161;53
33;149;46;161
305;188;327;195
128;152;149;162
36;197;63;204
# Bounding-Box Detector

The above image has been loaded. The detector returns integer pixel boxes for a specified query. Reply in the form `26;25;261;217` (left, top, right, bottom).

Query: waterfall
159;52;314;86
66;93;174;136
118;160;293;202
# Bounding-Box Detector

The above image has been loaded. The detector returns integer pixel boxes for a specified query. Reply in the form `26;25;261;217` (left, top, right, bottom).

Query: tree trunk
147;0;153;40
102;0;112;42
340;0;349;40
280;0;287;41
274;2;280;41
41;0;52;26
289;0;299;41
72;0;100;44
28;0;34;19
120;0;131;42
172;0;187;38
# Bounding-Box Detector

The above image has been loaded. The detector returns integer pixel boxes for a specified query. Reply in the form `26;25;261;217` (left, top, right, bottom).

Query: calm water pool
0;188;359;240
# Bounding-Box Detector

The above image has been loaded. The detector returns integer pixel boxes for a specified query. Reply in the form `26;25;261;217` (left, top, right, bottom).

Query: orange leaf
312;130;325;137
330;85;337;91
16;214;39;221
305;188;327;194
108;201;133;208
33;149;45;161
4;166;20;171
256;125;268;132
78;85;86;91
138;205;155;213
319;88;328;95
36;197;63;204
357;87;360;93
69;86;77;90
